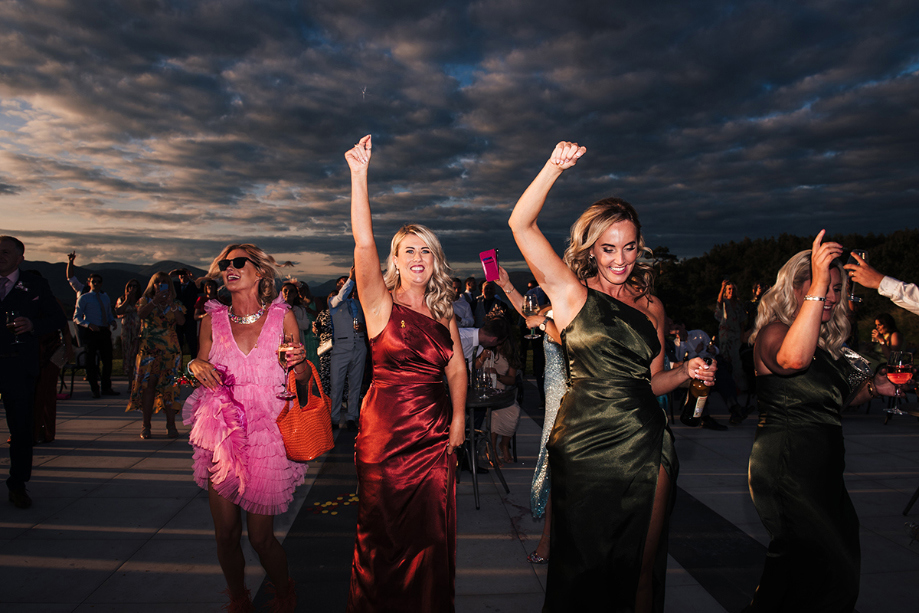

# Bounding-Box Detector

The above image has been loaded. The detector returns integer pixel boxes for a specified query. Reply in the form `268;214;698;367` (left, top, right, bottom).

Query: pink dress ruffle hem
183;296;307;516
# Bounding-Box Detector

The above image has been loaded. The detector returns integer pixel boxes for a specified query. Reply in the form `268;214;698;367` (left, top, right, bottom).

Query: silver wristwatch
538;309;553;331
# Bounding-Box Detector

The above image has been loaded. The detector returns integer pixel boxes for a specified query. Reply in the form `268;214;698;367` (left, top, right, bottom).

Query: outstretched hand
809;230;844;294
345;134;372;173
843;252;883;290
550;141;586;170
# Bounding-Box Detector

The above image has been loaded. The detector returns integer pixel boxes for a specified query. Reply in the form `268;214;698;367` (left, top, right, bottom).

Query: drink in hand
887;364;913;386
523;294;540;340
680;357;713;427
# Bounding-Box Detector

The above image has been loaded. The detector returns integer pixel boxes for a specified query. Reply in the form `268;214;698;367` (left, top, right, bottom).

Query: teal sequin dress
530;335;565;518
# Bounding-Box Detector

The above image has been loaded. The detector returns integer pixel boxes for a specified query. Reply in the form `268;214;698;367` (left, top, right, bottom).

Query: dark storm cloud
1;0;917;275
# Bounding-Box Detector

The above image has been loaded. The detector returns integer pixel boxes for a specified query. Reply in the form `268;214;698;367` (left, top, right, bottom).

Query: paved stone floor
1;377;917;612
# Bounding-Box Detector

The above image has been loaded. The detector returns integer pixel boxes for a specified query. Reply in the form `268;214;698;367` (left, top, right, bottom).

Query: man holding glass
0;236;67;508
844;253;919;316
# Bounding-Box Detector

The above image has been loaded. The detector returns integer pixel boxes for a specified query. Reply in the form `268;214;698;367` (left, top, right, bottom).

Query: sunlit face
452;279;462;297
88;276;104;291
395;234;434;286
590;221;640;286
465;279;476;293
795;267;842;323
221;248;259;293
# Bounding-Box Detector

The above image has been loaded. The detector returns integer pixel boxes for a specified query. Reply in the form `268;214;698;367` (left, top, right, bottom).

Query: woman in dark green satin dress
745;234;896;612
509;142;717;613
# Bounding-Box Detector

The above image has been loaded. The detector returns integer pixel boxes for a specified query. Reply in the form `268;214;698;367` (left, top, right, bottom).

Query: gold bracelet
866;379;879;398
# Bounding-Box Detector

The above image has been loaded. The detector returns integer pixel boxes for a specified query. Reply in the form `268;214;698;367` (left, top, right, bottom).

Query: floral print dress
126;298;186;414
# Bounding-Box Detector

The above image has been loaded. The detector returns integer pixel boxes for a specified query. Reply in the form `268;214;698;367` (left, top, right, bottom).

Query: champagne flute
6;310;24;345
846;249;868;303
276;332;297;400
885;351;913;415
523;294;540;340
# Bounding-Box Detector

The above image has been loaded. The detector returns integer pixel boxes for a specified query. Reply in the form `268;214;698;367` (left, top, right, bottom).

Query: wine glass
6;310;24;345
885;351;913;415
276;332;297;400
523;294;540;340
846;249;868;303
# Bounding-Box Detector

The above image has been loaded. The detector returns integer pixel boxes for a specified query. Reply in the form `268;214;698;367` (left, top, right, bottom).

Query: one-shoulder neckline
392;302;449;333
566;286;655;333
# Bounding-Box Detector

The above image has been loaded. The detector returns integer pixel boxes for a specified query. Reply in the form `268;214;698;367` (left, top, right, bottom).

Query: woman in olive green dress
509;141;716;613
744;232;896;612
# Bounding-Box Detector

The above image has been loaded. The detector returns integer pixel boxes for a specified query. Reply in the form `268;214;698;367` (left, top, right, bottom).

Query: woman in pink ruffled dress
184;243;309;613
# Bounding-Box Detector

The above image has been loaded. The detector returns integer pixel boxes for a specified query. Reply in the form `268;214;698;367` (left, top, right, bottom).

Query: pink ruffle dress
183;296;308;515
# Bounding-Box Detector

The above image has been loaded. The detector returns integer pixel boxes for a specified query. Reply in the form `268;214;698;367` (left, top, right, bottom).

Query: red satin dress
347;303;457;613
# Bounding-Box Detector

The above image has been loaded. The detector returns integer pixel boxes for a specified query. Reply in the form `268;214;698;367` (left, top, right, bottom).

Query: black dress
545;288;677;612
745;347;859;612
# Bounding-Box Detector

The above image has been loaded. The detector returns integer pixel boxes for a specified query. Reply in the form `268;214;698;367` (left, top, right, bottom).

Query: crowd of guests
3;137;918;613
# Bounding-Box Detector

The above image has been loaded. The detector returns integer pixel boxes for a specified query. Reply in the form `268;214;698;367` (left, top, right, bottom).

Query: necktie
94;292;108;326
0;277;10;301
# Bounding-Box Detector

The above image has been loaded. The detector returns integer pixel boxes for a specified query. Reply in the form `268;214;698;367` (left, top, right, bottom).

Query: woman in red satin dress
344;135;467;612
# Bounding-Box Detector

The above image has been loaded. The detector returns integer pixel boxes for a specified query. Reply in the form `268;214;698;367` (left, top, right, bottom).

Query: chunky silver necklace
228;303;267;325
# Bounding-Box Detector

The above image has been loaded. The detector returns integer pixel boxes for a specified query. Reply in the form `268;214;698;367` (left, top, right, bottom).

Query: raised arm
345;135;391;337
756;231;844;375
508;141;587;330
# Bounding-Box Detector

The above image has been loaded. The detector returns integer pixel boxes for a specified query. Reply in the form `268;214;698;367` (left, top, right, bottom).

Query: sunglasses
217;256;253;271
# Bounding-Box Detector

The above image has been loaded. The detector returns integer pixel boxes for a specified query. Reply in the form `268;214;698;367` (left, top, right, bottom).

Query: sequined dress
530;335;565;518
182;297;308;515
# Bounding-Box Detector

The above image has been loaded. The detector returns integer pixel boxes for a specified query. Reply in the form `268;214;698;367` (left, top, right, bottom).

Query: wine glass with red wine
885;351;913;415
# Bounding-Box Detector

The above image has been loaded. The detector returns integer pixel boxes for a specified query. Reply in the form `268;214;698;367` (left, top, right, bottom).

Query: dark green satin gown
745;348;859;612
544;288;677;613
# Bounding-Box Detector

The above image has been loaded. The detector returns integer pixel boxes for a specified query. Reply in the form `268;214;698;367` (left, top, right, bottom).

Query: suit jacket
0;270;68;376
174;281;200;313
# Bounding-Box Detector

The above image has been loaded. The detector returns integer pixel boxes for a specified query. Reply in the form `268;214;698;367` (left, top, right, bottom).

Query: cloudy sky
2;0;917;282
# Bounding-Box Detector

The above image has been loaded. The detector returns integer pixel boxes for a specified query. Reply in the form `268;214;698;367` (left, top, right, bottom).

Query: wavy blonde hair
749;250;850;359
206;243;279;303
563;197;655;299
141;271;177;302
382;224;454;321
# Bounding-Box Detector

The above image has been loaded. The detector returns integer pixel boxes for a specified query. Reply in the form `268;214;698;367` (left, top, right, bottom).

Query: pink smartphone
479;249;499;282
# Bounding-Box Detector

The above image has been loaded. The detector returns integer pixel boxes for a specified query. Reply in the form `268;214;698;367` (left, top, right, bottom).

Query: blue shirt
74;290;115;327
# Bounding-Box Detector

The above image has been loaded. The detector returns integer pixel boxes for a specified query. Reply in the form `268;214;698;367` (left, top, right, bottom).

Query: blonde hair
749;250;850;359
382;224;454;321
563;197;655;299
206;243;279;303
142;272;177;302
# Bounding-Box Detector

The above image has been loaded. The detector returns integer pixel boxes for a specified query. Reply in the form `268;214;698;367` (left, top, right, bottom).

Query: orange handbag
276;359;334;462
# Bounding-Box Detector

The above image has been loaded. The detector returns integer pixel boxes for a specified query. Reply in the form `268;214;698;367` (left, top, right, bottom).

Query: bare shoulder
757;320;789;344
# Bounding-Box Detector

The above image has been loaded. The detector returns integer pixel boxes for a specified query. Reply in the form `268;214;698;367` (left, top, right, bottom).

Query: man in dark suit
0;236;67;508
171;268;200;358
